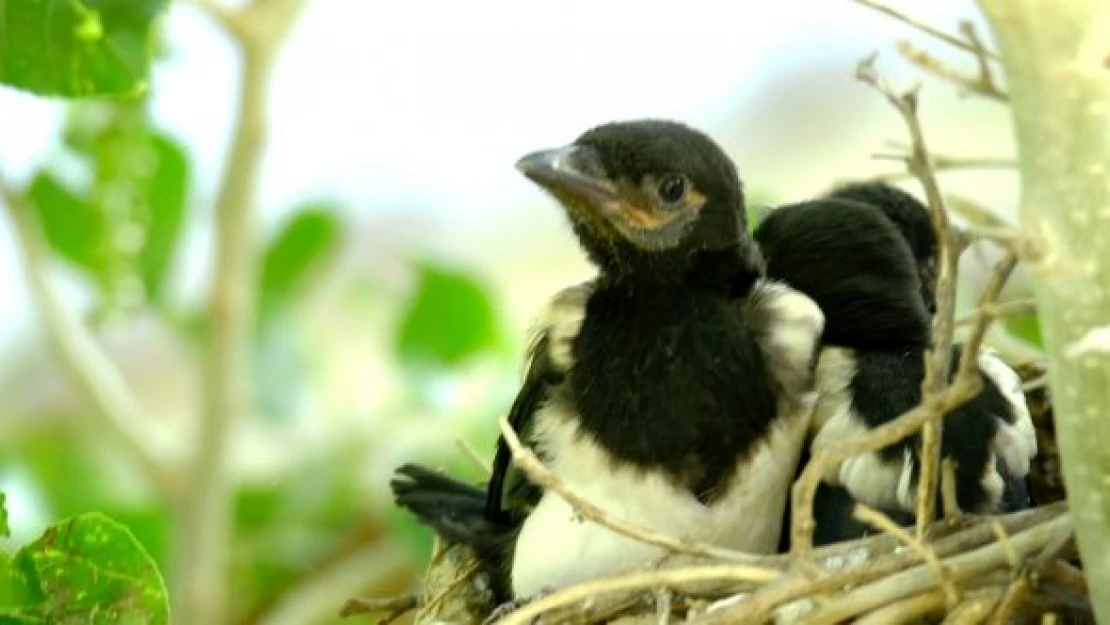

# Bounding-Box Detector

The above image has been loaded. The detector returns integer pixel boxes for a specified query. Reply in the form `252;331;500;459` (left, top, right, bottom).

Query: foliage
396;262;505;369
0;494;169;624
0;0;170;98
26;99;190;318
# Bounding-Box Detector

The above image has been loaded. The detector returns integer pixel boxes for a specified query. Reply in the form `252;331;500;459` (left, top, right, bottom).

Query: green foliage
396;262;503;369
1005;311;1044;348
0;494;8;539
0;510;169;624
26;100;191;315
259;203;344;321
0;0;170;98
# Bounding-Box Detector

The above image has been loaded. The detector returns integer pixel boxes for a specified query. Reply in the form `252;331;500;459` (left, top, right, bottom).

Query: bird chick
392;119;825;603
755;181;1036;546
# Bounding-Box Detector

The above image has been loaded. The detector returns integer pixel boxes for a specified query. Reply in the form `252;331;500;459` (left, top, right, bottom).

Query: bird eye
657;175;687;204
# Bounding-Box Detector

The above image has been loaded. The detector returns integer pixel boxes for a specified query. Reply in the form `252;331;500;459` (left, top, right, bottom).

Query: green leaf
0;0;171;98
395;262;502;368
3;513;169;624
1005;311;1044;348
26;172;104;272
0;492;10;539
259;204;343;320
137;132;189;302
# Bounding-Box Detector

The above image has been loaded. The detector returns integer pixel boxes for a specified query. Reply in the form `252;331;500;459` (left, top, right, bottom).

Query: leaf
395;262;502;368
2;513;169;624
0;0;171;98
259;203;343;320
26;172;104;272
1005;311;1044;348
137;132;189;302
0;493;9;539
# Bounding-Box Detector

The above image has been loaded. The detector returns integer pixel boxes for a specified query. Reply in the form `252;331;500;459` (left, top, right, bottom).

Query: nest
342;360;1089;625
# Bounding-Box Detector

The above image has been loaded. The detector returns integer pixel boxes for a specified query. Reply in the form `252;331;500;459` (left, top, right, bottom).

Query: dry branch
850;0;999;59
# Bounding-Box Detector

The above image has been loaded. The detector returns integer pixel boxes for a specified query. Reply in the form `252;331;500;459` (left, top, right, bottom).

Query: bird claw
483;587;555;624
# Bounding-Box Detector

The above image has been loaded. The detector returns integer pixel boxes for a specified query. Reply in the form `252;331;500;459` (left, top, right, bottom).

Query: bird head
516;119;758;286
826;182;938;314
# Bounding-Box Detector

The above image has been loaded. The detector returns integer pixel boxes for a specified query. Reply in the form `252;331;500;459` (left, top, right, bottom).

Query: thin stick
941;458;962;520
853;504;961;607
896;40;1009;102
495;565;781;625
0;174;176;492
856;590;946;625
497;415;776;566
799;514;1072;624
456;438;492;476
857;53;964;536
992;522;1020;570
850;0;999;59
987;577;1030;625
943;587;1006;625
956;300;1037;327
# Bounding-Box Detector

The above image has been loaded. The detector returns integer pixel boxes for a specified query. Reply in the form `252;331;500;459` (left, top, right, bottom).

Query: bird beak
515;145;620;210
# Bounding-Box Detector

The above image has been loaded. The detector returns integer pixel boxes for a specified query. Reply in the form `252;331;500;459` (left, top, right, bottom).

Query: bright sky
0;0;985;342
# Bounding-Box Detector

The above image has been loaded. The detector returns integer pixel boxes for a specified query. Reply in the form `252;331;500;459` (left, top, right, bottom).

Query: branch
497;415;777;566
0;174;177;493
856;53;967;534
852;504;961;607
896;39;1009;102
340;595;418;622
800;514;1073;624
172;1;308;623
850;0;1000;59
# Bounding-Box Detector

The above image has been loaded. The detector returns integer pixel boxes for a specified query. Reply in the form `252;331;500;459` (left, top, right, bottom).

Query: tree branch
172;1;307;623
849;0;1000;59
896;38;1009;102
0;173;178;493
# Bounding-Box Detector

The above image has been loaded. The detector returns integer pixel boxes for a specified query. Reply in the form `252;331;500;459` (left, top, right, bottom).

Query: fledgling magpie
391;119;825;603
755;181;1037;547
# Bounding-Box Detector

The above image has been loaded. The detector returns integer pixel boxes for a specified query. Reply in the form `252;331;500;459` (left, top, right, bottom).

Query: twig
896;40;1010;102
855;590;946;625
853;504;961;607
857;53;965;536
944;587;1006;625
800;514;1073;624
172;1;308;624
340;595;419;620
456;438;492;477
956;300;1038;327
941;458;962;520
692;504;1068;624
495;565;781;625
959;21;1001;94
654;588;672;625
992;522;1020;571
871;152;1016;181
946;193;1012;229
850;0;999;59
987;577;1030;625
0;173;177;493
497;415;776;565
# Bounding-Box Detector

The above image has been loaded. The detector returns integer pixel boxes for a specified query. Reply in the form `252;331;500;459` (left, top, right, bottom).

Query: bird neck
599;244;763;296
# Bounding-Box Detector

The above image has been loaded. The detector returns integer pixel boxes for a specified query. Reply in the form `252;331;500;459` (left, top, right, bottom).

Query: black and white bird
754;181;1037;546
391;119;825;603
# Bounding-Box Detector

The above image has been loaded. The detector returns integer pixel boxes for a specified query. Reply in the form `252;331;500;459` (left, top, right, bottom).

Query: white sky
0;0;989;342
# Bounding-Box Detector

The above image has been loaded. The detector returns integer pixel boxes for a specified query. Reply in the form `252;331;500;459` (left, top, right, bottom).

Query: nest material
395;360;1088;625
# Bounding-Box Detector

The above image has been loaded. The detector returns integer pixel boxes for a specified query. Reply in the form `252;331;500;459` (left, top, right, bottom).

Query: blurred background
0;0;1041;623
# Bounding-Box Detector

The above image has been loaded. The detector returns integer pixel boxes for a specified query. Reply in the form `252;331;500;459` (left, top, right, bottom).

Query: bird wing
486;282;594;522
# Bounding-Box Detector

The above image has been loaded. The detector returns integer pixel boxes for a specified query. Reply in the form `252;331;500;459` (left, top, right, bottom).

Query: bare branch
853;504;961;607
941;458;962;520
943;587;1006;625
456;437;492;477
956;300;1038;327
0;173;177;493
897;40;1009;102
497;415;777;566
339;595;418;620
988;577;1031;625
850;0;1000;59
